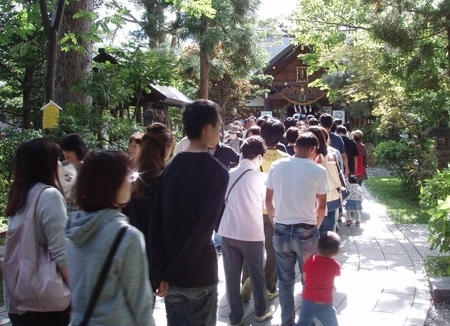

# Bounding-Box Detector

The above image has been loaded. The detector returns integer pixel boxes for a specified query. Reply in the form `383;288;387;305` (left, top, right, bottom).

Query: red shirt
302;255;341;304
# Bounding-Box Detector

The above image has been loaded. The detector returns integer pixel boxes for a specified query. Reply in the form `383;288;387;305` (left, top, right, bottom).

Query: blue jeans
164;284;217;326
273;223;319;326
213;231;222;247
319;209;336;234
298;299;338;326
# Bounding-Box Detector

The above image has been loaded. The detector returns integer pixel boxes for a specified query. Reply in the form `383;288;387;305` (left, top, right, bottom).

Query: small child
299;231;341;326
345;175;364;226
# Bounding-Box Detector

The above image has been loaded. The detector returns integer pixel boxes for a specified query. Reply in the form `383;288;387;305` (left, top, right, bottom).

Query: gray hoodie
66;208;154;326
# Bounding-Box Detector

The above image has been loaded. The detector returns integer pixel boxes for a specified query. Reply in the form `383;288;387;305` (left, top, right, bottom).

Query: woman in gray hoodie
66;150;154;326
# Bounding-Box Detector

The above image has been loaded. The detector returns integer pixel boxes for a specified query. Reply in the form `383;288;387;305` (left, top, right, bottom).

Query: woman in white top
218;137;274;325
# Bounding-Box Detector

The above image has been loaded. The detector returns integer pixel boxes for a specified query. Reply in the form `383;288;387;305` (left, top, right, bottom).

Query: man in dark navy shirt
149;100;229;325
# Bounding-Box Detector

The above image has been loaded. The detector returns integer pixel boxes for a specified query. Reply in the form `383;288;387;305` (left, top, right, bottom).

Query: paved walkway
0;185;439;325
154;185;438;325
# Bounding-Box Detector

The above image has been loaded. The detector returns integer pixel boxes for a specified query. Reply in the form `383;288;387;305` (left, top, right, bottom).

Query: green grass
364;176;429;224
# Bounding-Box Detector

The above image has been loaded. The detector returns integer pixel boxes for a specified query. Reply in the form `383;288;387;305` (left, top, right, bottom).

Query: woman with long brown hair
123;123;174;241
4;138;70;325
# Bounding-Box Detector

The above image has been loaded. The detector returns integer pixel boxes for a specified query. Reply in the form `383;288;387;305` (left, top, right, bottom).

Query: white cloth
345;182;364;201
218;159;266;241
174;136;190;154
266;157;330;225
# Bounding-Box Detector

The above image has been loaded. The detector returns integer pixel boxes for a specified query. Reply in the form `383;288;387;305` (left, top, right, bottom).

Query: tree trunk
39;0;65;104
199;15;209;99
55;0;94;108
447;15;450;79
22;67;34;129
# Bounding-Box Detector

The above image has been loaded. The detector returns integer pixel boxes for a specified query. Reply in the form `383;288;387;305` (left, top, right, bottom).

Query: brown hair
133;123;173;198
76;150;132;212
129;132;144;145
246;125;261;138
285;127;300;143
6;138;63;216
307;126;328;157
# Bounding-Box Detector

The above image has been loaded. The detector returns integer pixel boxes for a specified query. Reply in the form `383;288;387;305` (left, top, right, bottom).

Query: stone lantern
422;111;450;171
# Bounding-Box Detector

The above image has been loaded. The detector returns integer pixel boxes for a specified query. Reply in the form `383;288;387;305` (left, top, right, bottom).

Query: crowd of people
2;99;369;326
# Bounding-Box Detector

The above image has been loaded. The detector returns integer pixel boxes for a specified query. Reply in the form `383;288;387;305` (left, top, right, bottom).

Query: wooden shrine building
247;36;332;120
93;49;191;127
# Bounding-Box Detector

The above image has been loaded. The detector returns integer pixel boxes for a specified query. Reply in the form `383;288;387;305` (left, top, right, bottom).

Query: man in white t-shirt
218;137;275;325
265;132;329;326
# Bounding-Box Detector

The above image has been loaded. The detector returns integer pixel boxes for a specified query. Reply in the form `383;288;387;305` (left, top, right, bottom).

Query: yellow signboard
40;100;62;129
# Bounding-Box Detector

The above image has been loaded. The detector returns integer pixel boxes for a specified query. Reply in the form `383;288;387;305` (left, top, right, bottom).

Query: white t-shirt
266;157;330;225
218;159;266;241
174;137;190;154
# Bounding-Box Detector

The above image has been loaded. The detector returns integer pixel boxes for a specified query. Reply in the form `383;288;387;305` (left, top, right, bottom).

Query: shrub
374;138;435;194
0;128;42;183
0;127;42;222
420;167;450;252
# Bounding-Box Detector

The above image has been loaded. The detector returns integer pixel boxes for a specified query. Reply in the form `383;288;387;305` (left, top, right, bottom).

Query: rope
270;85;327;106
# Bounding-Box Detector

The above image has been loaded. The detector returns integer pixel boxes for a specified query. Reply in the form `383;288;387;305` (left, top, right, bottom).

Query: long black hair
6;138;62;216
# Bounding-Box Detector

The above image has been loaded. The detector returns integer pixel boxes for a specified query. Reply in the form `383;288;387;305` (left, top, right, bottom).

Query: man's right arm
265;188;276;228
315;193;327;228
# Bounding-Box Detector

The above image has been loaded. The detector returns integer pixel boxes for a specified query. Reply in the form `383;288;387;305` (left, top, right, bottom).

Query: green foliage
46;103;142;152
420;167;450;211
0;177;10;223
426;194;450;253
424;256;450;277
420;167;450;253
374;139;435;193
364;175;429;224
0;127;42;183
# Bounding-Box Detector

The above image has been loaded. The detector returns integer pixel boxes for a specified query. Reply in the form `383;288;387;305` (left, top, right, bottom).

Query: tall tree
38;0;65;104
54;0;95;108
180;0;263;99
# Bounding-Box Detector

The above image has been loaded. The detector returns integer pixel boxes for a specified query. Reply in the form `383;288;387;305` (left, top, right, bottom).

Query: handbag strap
79;225;129;326
225;169;253;203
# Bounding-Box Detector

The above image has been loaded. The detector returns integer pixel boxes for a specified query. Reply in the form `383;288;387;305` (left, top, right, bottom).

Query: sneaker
240;278;252;302
255;305;276;322
356;221;361;226
267;289;279;300
228;319;243;326
346;220;353;226
338;214;343;223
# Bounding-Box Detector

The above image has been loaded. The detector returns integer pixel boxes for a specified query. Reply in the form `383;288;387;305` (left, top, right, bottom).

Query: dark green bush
0;128;42;183
420;167;450;252
374;138;435;194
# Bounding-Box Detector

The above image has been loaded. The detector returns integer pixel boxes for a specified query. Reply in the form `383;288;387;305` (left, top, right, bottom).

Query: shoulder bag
2;185;71;312
315;154;343;212
75;225;129;326
215;168;253;231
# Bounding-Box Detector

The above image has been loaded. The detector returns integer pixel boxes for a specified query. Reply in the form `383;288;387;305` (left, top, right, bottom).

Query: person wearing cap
225;125;244;154
353;130;368;185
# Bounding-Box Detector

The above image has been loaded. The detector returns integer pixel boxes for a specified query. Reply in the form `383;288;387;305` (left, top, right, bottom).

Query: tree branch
38;0;50;35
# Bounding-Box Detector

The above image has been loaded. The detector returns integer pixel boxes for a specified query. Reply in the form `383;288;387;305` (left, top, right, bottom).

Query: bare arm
342;152;349;177
353;156;358;174
315;193;327;228
265;188;276;228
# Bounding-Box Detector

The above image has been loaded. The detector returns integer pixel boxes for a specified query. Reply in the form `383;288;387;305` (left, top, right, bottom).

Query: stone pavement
0;185;439;325
153;185;439;325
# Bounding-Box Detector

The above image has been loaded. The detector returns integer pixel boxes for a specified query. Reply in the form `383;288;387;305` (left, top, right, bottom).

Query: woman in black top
123;123;174;291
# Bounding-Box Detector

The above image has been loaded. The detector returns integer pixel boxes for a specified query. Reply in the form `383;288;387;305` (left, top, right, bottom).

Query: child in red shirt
298;231;341;326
